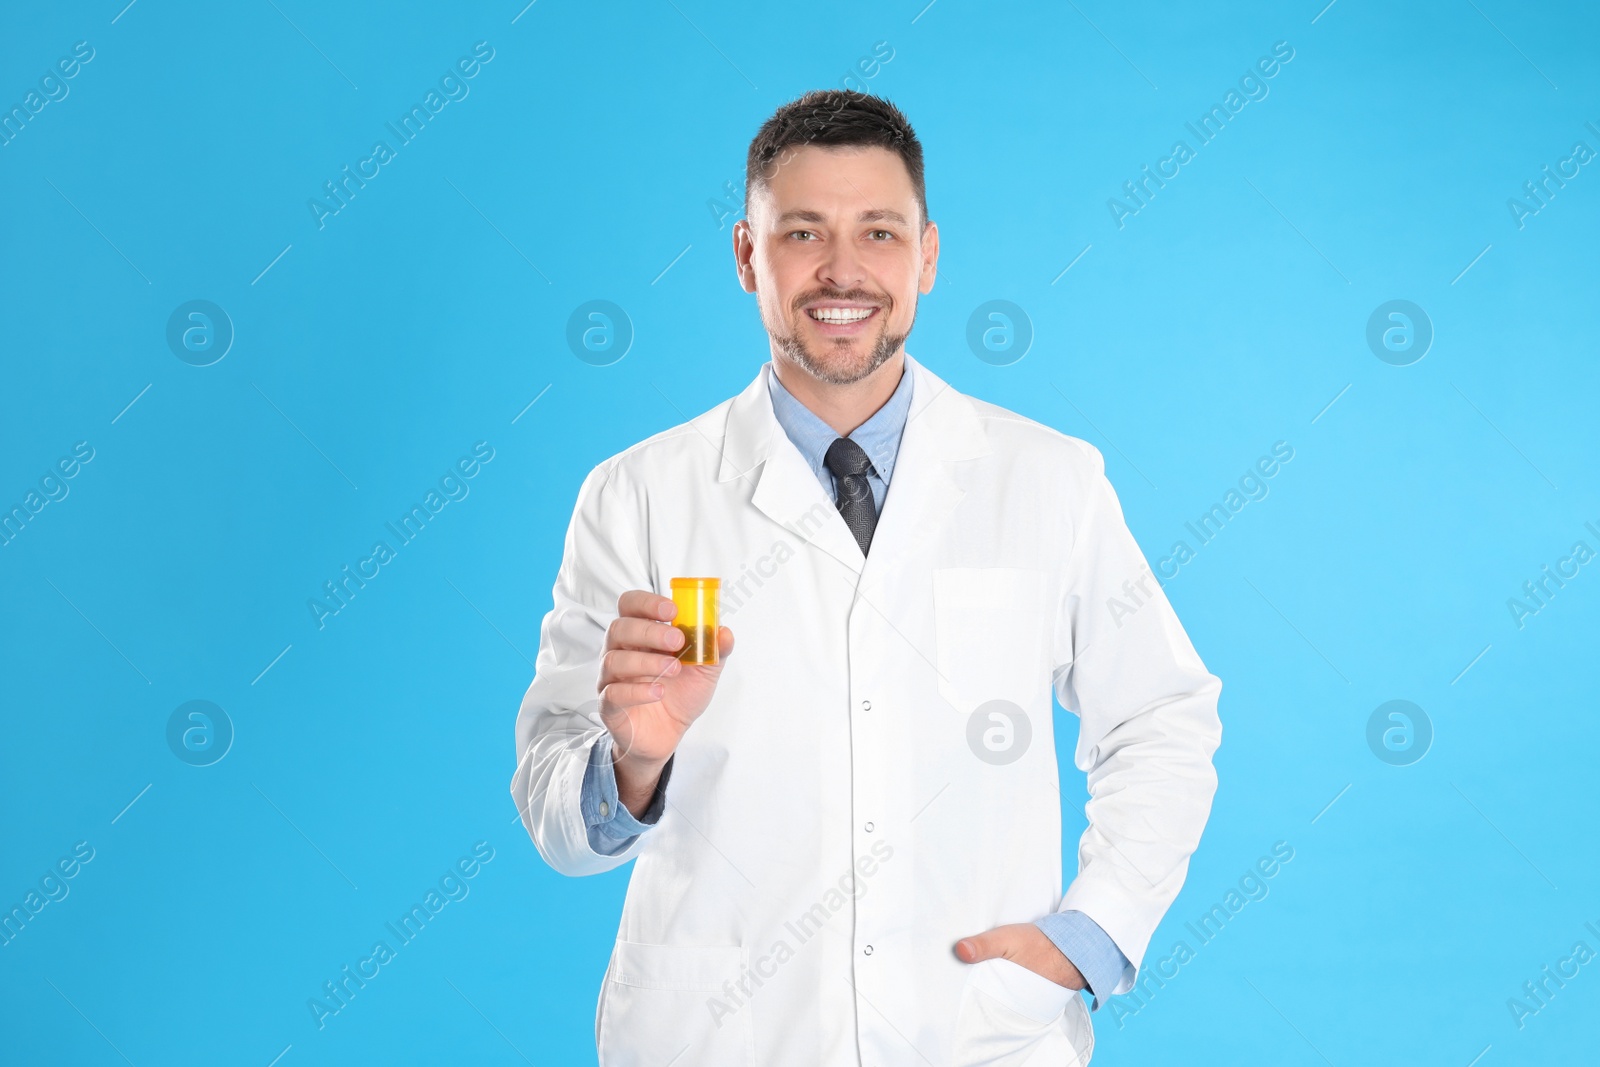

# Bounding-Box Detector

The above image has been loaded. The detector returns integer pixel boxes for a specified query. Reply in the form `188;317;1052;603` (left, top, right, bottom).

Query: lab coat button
861;700;871;711
863;945;874;956
864;822;874;832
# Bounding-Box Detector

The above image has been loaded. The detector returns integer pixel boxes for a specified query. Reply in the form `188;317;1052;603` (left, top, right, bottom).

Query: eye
788;230;818;241
868;229;895;241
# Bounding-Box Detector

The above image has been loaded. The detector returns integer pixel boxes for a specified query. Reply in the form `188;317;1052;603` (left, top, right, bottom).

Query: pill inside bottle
669;577;720;665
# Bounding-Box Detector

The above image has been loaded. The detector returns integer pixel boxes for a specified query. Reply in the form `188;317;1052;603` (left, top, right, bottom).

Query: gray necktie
824;437;878;556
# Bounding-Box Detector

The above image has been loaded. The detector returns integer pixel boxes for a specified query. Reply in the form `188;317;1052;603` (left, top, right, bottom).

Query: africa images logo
307;42;496;230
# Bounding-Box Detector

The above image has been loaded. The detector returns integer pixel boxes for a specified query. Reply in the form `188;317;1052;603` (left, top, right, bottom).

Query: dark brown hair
745;90;927;225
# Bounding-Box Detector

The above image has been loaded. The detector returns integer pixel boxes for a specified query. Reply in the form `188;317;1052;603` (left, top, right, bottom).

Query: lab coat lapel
719;362;867;577
857;352;990;596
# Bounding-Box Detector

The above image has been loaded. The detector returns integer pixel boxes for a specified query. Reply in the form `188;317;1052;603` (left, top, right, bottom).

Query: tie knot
824;437;874;479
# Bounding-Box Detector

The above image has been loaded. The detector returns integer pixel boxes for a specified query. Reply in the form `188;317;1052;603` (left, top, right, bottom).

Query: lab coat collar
717;351;992;587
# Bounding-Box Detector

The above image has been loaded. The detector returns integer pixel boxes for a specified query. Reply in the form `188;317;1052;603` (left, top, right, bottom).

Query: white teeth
808;307;874;324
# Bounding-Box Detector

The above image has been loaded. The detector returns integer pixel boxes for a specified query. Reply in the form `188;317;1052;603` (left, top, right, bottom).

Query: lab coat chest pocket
597;941;751;1066
932;567;1052;716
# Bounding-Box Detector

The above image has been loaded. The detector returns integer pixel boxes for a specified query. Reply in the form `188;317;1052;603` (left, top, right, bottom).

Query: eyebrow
859;208;910;226
774;208;911;227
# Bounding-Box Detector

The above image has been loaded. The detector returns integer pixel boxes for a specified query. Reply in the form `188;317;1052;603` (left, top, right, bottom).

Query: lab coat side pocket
596;941;751;1067
932;567;1051;717
950;957;1087;1067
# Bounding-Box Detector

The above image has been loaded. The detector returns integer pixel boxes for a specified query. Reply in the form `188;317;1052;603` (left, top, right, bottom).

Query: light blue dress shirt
579;359;1131;1009
767;357;913;515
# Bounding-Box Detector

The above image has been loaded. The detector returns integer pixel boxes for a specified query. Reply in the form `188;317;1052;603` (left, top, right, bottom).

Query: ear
918;219;940;294
733;219;758;294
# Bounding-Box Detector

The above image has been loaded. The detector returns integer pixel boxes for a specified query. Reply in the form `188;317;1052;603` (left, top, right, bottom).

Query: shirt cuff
1035;910;1131;1012
579;736;674;856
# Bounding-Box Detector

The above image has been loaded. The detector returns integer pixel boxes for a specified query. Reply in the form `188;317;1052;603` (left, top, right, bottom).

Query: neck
771;351;906;437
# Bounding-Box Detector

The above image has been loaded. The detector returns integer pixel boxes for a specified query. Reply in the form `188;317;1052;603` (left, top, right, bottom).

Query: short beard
769;299;916;386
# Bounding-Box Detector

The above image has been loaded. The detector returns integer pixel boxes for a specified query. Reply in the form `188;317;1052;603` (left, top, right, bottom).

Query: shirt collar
766;358;915;484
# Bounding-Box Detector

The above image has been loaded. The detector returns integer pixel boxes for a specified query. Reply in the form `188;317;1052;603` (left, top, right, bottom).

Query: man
513;90;1222;1066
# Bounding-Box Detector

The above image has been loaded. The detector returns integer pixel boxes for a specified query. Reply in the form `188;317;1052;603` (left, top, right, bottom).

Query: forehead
752;144;918;220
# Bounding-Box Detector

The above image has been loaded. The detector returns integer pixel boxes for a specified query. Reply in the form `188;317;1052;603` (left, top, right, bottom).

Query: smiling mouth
806;306;878;325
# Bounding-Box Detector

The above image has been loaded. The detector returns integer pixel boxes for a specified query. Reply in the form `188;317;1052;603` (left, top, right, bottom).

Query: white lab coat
512;352;1222;1066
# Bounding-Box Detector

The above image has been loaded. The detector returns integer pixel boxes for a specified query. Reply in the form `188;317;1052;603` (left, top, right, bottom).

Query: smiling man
513;90;1223;1066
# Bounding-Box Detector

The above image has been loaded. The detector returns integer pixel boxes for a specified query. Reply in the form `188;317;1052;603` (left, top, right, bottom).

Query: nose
818;236;867;292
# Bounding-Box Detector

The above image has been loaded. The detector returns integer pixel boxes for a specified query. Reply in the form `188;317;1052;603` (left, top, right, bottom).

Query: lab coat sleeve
1050;440;1223;995
512;459;657;876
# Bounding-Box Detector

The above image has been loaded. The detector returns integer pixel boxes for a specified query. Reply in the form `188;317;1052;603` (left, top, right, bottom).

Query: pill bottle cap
670;577;721;588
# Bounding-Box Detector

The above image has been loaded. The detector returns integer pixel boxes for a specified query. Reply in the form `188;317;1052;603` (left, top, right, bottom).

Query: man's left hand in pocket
955;924;1086;989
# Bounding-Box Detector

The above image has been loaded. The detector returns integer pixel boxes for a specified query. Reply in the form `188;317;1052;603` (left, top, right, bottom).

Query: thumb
954;928;1008;965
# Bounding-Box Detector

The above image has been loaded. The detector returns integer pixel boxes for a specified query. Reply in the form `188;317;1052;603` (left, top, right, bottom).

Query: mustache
791;288;891;314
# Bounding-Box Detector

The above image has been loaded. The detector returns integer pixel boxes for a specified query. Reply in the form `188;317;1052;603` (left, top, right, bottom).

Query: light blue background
2;1;1596;1064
